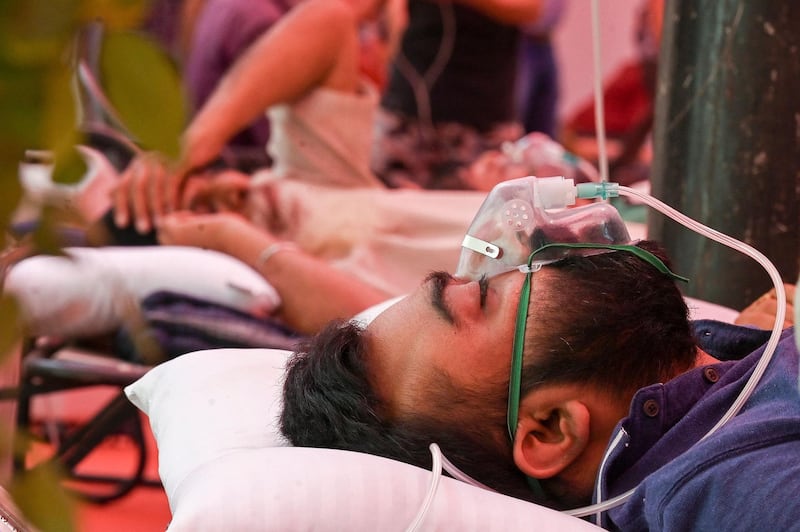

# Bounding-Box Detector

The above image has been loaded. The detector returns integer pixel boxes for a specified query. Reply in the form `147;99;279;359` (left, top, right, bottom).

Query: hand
463;150;527;191
181;170;252;214
111;135;234;234
734;283;795;330
156;211;253;253
111;151;174;234
174;118;230;189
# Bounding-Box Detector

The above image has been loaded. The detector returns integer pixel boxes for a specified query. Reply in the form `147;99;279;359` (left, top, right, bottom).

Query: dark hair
521;240;696;399
280;241;697;503
280;320;537;500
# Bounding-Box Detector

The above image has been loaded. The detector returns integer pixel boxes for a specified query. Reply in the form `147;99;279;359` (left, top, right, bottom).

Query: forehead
362;270;537;417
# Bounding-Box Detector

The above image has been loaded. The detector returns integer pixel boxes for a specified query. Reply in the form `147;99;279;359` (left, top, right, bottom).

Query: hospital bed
2;137;746;528
123;294;739;531
0;19;761;526
2;242;741;529
4;119;759;528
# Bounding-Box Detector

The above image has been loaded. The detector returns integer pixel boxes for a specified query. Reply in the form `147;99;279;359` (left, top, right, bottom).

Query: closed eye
428;270;455;324
479;275;489;308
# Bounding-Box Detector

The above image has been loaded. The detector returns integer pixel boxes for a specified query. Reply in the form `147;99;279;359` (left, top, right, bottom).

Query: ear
512;399;591;479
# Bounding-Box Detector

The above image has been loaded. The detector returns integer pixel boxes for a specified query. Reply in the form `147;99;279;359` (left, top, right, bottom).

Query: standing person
371;0;543;190
515;0;567;137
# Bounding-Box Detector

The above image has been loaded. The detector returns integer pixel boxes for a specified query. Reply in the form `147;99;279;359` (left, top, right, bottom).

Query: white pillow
4;246;281;338
124;348;291;501
168;447;602;532
684;296;739;323
125;348;602;531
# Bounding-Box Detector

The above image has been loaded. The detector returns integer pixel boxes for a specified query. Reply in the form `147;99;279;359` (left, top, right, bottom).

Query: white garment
260;79;484;295
248;178;487;296
266;80;383;188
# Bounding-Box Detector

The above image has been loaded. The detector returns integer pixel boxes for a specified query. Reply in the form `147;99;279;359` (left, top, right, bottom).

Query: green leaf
10;460;76;532
0;161;24;230
29;207;72;255
43;64;88;184
0;66;48;151
100;30;186;158
0;0;81;68
0;295;22;362
79;0;151;32
51;145;89;185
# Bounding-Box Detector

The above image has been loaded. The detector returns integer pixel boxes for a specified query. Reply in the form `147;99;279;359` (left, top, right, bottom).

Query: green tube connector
576;182;620;200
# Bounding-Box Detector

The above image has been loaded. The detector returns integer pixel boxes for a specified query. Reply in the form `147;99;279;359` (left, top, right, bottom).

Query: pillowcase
125;347;602;531
167;447;602;531
684;296;739;323
5;246;281;338
125;348;290;501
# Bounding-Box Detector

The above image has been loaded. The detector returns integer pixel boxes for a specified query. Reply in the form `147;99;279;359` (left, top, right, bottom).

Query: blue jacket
596;321;800;531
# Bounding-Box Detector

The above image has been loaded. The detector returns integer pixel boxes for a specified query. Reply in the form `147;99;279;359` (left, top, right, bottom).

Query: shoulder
293;0;359;25
638;439;800;530
692;319;776;361
275;0;359;50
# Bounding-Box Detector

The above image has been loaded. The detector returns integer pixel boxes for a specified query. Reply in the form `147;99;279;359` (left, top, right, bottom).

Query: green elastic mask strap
506;242;687;501
530;243;689;283
507;269;533;439
507;264;547;500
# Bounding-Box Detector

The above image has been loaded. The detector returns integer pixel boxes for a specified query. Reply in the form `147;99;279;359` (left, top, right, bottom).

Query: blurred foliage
10;458;76;532
101;30;186;158
0;296;21;359
1;0;187;527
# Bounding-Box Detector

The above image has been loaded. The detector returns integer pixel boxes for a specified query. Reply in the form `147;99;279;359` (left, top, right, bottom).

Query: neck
694;348;720;367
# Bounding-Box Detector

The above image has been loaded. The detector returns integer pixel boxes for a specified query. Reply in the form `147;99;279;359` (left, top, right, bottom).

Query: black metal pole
649;0;800;310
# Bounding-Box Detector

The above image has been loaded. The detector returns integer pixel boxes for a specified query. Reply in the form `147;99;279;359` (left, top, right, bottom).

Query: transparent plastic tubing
405;443;444;532
413;181;787;521
562;184;787;519
590;0;609;184
618;185;786;435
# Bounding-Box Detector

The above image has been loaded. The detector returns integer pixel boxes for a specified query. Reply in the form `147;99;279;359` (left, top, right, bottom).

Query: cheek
446;324;513;387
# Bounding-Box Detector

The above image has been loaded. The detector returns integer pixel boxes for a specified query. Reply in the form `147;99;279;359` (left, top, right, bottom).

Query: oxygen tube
406;0;788;527
569;0;786;515
559;181;788;519
407;181;787;531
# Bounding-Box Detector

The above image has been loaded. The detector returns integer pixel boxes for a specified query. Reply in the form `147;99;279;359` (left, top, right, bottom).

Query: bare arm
453;0;543;25
734;283;795;330
156;212;391;334
181;0;362;175
111;0;363;234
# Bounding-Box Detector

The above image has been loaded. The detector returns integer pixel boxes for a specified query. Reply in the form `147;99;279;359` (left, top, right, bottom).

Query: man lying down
280;177;800;530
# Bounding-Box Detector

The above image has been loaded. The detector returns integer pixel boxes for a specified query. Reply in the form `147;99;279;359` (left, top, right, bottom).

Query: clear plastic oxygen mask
455;175;632;281
501;132;601;184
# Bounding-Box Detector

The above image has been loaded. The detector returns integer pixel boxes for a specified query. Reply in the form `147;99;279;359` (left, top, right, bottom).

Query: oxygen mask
455;175;632;280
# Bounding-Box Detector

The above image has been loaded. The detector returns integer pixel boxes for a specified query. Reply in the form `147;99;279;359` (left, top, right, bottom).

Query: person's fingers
181;175;212;212
135;154;172;233
149;157;171;223
112;153;182;232
130;159;155;234
154;210;192;245
113;155;156;231
164;168;184;213
214;185;249;213
213;171;251;212
760;283;796;309
169;154;204;212
112;169;132;228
